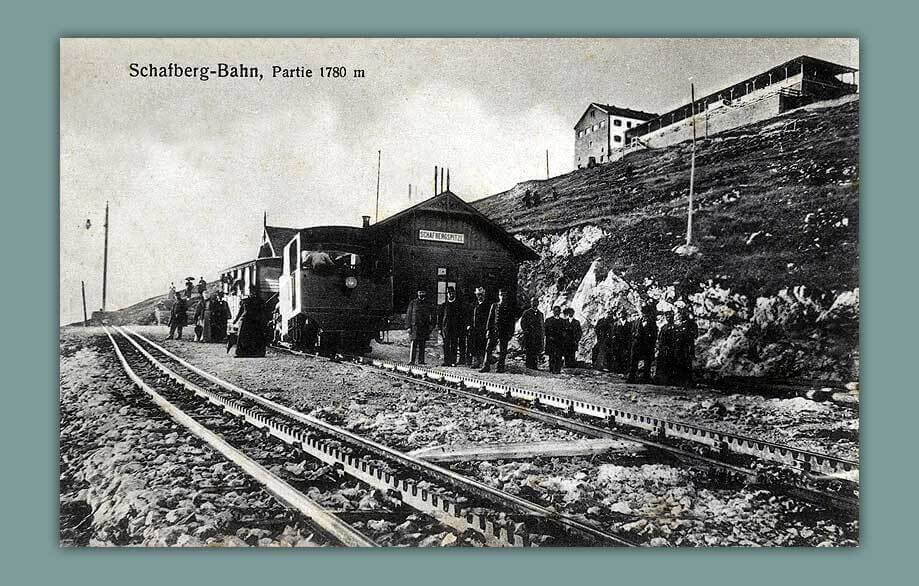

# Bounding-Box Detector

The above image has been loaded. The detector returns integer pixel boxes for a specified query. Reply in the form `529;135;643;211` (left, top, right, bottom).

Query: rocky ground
451;456;857;547
60;329;331;547
62;325;860;547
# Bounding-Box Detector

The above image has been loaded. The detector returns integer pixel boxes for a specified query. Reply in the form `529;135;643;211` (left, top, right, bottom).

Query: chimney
434;166;438;195
362;215;371;228
447;168;450;191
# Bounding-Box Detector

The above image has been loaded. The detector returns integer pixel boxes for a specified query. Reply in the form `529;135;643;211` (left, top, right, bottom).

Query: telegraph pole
686;82;696;247
102;201;109;312
374;150;381;222
81;280;88;326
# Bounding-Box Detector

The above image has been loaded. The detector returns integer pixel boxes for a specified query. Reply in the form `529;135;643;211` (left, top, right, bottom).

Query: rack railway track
104;326;378;547
258;340;858;515
113;326;638;547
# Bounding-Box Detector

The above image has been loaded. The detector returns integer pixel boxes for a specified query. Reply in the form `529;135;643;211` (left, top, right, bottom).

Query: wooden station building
369;190;538;311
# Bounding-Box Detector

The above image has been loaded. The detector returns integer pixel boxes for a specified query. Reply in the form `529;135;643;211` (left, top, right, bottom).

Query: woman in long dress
232;288;266;357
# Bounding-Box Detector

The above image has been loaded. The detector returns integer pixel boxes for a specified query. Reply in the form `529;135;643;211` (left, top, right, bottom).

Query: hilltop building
625;55;858;150
574;103;658;168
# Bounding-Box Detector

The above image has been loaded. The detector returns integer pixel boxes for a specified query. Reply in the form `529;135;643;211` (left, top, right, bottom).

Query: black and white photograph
59;37;859;548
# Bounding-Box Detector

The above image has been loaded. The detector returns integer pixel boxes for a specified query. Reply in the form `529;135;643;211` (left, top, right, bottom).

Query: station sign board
419;229;465;244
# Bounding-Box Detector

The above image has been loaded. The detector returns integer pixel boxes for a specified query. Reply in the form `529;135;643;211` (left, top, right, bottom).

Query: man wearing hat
405;289;435;365
467;287;490;369
519;299;545;370
544;305;567;374
480;288;516;373
438;287;465;366
627;303;659;383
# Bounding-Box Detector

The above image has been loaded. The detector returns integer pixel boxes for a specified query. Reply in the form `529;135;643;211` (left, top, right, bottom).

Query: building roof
627;55;858;138
260;225;300;258
574;103;659;129
372;191;539;262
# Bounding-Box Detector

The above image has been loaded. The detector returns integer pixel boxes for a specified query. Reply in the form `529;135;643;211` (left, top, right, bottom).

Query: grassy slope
473;100;859;299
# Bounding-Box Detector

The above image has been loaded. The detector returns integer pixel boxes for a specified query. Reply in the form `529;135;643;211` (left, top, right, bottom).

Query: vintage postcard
60;38;859;547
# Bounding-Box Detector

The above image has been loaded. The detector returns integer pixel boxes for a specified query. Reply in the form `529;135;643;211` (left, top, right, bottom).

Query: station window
614;119;622;127
614;135;622;143
627;121;633;128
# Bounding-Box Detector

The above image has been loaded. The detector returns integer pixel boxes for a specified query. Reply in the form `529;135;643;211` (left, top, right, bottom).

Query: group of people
404;286;698;386
167;277;208;302
592;303;698;386
405;286;516;373
522;188;560;209
165;281;270;359
404;287;583;375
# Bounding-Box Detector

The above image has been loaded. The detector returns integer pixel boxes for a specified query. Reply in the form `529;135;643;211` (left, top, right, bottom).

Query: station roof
373;190;539;262
260;225;299;258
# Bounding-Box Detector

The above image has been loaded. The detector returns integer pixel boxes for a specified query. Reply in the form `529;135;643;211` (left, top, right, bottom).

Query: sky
60;37;858;324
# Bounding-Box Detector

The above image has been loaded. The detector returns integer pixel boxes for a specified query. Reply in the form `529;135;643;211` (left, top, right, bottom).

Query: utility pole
686;82;696;247
546;149;550;179
375;150;381;222
81;280;88;326
102;201;109;312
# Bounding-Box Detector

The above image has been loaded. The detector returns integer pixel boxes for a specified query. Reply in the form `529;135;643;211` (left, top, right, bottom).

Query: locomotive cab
279;226;391;355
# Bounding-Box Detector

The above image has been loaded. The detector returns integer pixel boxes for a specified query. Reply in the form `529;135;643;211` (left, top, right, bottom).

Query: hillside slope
474;98;859;383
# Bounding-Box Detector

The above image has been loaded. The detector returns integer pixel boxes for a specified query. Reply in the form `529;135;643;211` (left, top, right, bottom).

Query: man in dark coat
519;301;545;370
609;309;633;374
543;306;566;374
592;312;612;370
563;308;582;368
653;311;680;385
467;287;490;369
193;297;206;341
627;303;658;383
165;293;188;340
196;277;207;297
677;306;699;387
213;291;230;342
480;288;516;373
438;288;465;366
457;292;474;366
406;289;434;365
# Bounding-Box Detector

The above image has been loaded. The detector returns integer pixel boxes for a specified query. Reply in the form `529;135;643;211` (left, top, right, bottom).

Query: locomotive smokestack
362;215;371;228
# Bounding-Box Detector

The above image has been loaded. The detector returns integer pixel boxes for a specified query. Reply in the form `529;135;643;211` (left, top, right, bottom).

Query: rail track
105;326;379;547
260;341;858;515
113;326;638;547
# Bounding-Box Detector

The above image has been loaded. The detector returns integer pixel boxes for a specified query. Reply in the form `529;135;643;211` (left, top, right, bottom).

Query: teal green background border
4;0;914;584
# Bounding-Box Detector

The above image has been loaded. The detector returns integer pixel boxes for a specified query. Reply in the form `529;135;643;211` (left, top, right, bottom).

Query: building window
600;121;606;127
614;119;622;127
614;135;622;143
627;121;633;128
591;110;595;117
